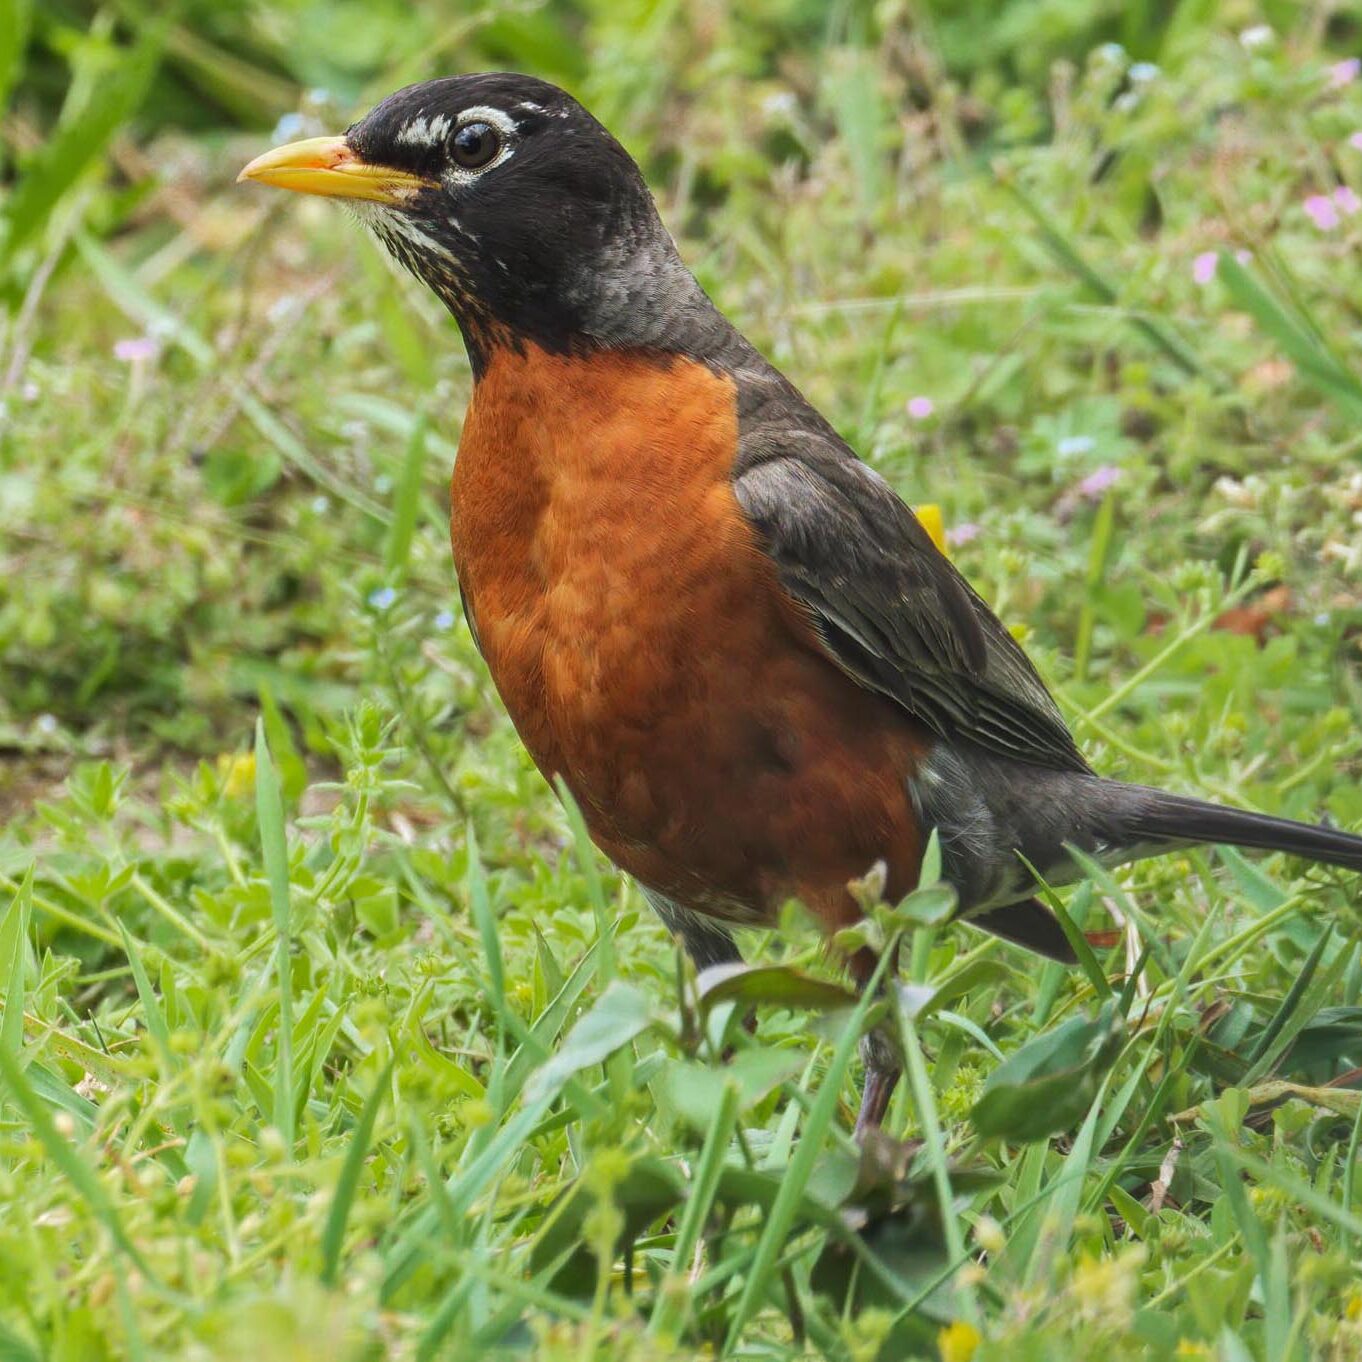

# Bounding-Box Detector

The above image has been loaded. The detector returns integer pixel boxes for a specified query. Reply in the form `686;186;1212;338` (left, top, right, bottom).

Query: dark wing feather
459;581;484;656
732;428;1088;774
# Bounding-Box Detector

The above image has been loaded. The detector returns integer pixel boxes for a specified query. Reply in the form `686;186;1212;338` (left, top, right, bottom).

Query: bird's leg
850;945;901;1140
855;1028;902;1139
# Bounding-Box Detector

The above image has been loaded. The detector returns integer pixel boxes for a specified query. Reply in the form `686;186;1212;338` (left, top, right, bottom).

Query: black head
240;73;719;374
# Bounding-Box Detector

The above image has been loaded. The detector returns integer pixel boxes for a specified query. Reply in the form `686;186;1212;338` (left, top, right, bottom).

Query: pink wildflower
1335;186;1362;215
1330;58;1360;88
1078;465;1122;500
1192;251;1218;284
906;396;935;420
1351;132;1362;151
947;522;981;547
113;337;158;363
1304;194;1341;230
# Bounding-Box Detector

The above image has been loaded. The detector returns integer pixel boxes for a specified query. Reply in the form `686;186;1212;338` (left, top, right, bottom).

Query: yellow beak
237;135;437;205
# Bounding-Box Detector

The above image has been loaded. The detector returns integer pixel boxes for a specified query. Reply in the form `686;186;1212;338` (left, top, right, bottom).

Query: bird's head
239;73;710;373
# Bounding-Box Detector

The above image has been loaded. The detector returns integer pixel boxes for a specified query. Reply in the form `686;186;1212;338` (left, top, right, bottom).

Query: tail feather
1122;787;1362;873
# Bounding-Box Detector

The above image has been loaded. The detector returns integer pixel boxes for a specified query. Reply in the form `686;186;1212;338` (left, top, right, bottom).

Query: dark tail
1120;785;1362;873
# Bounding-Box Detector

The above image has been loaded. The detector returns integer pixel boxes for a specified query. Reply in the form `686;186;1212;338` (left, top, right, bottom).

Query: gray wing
733;437;1089;774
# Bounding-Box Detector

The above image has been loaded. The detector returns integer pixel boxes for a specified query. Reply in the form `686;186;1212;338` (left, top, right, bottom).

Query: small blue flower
272;112;306;145
1056;435;1095;457
368;586;398;611
1129;62;1160;82
374;474;393;495
434;610;455;631
311;495;330;514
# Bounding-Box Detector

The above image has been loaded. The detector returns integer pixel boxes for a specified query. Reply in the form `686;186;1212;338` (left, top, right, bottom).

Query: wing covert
732;443;1088;774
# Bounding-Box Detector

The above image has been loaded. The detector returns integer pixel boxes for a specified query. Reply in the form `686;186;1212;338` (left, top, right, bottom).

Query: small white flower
761;91;797;119
268;295;300;323
311;495;330;514
1239;25;1274;49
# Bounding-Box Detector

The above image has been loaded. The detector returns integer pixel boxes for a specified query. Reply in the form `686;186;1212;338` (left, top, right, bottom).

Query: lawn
3;2;1362;1358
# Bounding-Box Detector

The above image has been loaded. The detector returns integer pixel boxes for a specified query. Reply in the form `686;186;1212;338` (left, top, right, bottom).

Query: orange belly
450;343;928;929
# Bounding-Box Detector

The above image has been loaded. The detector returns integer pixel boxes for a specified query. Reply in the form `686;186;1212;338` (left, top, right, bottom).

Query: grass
3;2;1362;1358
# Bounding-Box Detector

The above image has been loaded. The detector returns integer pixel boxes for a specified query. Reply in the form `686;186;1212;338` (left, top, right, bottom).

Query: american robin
241;73;1362;1135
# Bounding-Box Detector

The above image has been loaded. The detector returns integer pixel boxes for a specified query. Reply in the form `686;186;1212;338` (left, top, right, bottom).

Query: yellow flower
914;503;948;555
217;752;256;800
938;1320;981;1362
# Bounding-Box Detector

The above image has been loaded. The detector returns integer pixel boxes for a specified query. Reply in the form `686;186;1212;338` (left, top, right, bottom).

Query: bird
240;72;1362;1136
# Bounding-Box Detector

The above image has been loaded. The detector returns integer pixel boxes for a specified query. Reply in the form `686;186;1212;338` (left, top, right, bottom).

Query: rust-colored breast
450;343;927;929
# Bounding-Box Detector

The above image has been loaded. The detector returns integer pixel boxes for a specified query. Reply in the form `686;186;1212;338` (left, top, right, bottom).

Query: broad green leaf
653;1049;803;1131
522;981;656;1104
972;1002;1125;1141
697;962;860;1017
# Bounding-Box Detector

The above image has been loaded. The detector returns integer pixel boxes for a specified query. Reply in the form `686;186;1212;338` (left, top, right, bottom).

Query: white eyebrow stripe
396;112;453;147
455;104;521;136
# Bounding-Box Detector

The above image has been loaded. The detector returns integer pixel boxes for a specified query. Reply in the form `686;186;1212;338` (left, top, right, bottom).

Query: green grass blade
648;1077;740;1340
999;171;1205;378
385;414;429;577
0;0;31;119
554;778;613;984
255;718;295;1152
1073;485;1118;684
0;865;32;1061
1218;253;1362;421
320;1059;394;1287
1244;927;1331;1070
0;1041;153;1279
897;1009;975;1322
1021;1071;1112;1290
1241;932;1352;1088
118;922;174;1076
1;18;165;265
0;1316;40;1362
722;949;891;1351
466;824;505;1022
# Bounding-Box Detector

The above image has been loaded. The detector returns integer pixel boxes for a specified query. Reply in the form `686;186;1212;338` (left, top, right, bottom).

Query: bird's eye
451;122;501;170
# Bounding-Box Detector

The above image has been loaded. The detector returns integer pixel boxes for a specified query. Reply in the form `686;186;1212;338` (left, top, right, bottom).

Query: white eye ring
445;105;519;185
